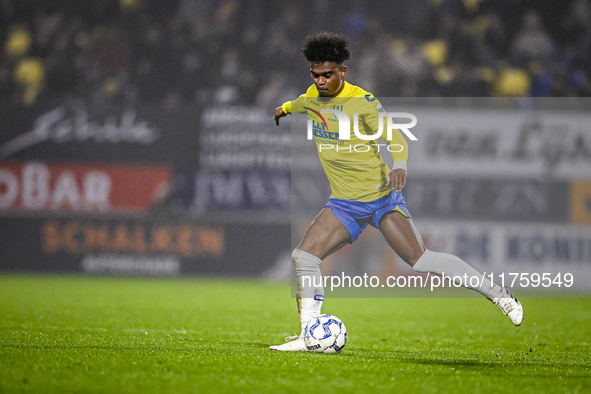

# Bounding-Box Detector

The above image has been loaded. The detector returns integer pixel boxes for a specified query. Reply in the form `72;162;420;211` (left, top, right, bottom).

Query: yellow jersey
282;81;408;201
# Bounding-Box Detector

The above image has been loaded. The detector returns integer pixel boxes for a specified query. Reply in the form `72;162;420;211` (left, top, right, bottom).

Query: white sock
413;249;503;300
292;248;324;332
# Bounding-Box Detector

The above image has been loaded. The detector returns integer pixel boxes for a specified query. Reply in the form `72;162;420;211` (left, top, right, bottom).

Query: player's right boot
268;333;307;351
493;286;524;326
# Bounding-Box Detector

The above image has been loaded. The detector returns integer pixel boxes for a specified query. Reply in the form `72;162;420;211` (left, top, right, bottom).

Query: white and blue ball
304;314;347;353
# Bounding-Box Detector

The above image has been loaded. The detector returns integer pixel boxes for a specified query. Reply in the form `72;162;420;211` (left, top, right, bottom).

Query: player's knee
291;248;299;265
291;248;321;269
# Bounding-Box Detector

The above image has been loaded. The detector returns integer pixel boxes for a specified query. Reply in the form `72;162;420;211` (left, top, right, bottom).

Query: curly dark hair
301;32;351;64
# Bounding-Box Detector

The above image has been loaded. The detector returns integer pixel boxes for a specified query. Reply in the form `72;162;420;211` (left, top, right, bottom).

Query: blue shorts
325;191;411;244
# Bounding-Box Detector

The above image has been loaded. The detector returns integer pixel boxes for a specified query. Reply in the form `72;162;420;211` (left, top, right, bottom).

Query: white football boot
493;287;524;326
269;332;308;351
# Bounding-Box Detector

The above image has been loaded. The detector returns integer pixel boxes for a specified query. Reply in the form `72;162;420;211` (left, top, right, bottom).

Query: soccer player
269;32;523;351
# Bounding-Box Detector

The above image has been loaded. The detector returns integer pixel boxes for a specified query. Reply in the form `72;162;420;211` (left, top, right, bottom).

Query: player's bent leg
379;212;524;326
378;212;425;266
269;209;350;351
413;249;503;299
297;208;352;260
413;249;524;325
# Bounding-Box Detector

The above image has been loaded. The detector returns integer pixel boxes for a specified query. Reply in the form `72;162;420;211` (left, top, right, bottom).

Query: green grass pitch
1;274;590;393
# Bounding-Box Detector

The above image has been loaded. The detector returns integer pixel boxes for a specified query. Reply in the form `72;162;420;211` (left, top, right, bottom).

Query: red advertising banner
0;162;170;212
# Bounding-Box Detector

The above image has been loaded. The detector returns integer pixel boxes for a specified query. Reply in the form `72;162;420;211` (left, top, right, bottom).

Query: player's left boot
268;333;307;351
493;287;524;326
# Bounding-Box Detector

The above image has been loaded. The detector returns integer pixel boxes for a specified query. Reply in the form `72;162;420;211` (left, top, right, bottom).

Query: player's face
310;61;347;97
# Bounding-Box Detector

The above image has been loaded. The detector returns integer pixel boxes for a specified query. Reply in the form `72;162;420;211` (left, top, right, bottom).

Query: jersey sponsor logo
304;107;329;131
311;125;340;140
364;94;376;102
306;107;340;140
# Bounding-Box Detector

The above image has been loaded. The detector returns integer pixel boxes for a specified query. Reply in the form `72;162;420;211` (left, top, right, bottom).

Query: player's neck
331;81;346;97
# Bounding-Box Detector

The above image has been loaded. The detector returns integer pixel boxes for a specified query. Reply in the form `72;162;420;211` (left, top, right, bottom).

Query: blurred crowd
1;0;590;108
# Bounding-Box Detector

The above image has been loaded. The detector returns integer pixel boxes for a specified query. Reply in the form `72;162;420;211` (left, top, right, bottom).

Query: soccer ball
304;314;347;353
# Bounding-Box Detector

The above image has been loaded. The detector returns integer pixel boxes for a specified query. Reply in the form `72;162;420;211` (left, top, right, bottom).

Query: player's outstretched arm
274;107;287;126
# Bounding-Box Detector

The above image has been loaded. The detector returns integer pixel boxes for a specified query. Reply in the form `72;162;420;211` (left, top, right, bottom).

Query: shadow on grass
338;348;591;370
